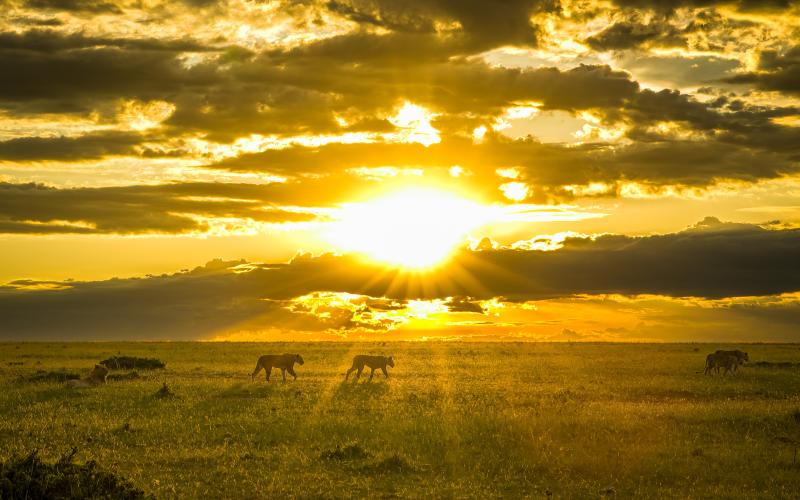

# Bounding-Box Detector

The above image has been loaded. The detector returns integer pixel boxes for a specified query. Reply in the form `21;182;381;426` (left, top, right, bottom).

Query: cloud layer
2;219;798;339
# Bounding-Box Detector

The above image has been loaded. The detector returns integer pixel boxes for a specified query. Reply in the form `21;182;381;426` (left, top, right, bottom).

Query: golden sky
1;0;800;341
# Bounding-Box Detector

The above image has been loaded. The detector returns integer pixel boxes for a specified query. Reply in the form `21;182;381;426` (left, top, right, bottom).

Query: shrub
0;449;152;499
100;357;165;370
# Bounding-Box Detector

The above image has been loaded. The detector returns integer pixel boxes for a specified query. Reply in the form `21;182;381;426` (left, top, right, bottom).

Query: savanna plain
2;342;800;498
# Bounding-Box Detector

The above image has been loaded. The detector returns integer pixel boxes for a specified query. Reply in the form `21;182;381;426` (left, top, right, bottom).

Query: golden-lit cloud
2;0;800;340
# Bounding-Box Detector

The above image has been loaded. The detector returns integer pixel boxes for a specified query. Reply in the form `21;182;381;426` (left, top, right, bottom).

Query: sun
326;188;488;269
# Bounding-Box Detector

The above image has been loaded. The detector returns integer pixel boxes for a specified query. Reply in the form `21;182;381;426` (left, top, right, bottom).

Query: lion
703;349;748;375
715;349;749;366
251;354;304;382
345;355;394;382
703;352;743;375
66;364;109;388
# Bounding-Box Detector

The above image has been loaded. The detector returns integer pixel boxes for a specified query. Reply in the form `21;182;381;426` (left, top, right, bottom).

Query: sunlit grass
1;342;799;497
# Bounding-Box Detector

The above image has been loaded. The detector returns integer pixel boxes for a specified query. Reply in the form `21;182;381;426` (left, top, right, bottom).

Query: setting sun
326;188;487;269
3;1;800;497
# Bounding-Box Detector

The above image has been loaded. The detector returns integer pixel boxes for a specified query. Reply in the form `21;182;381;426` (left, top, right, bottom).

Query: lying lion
66;364;109;388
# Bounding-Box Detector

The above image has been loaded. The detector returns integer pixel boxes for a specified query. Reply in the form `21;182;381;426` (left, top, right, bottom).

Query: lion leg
381;366;389;378
355;366;363;381
287;366;297;380
265;366;271;382
251;362;262;381
368;368;375;381
281;368;287;382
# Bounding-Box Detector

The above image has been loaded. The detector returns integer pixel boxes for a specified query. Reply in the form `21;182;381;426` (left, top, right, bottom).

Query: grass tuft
369;454;417;473
320;443;371;461
154;382;175;399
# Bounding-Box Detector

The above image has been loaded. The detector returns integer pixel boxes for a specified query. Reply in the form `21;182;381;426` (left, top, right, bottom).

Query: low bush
100;357;165;370
0;449;152;499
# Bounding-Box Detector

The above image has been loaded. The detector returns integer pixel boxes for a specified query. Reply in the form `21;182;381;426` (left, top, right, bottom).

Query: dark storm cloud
1;218;798;339
0;182;318;234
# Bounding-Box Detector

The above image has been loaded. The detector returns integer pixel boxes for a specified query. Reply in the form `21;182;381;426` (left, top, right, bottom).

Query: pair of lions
250;353;395;383
66;364;108;388
703;349;749;375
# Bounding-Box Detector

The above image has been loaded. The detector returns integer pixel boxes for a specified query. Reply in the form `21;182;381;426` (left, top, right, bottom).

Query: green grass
1;342;800;498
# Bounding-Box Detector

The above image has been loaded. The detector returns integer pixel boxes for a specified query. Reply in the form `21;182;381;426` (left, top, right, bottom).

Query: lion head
89;364;109;383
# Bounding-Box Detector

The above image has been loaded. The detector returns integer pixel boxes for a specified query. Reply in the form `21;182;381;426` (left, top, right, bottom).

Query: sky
1;0;800;341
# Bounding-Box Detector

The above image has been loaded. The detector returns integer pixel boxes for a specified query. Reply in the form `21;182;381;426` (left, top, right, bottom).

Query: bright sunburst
326;188;488;269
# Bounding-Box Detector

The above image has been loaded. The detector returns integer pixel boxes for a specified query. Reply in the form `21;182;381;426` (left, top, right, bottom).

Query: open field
1;342;800;498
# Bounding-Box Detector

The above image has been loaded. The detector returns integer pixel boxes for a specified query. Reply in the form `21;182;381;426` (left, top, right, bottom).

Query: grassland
1;342;800;498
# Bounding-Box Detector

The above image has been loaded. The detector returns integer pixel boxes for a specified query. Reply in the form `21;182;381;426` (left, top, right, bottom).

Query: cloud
0;182;318;234
23;0;124;14
0;30;221;115
1;219;799;339
322;0;553;50
724;45;800;95
609;0;798;12
207;129;800;199
585;20;686;51
444;296;485;313
0;131;146;161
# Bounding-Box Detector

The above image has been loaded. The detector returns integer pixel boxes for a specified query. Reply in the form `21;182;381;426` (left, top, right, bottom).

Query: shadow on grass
318;442;421;475
332;381;390;400
29;386;87;404
216;382;278;399
16;369;79;384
